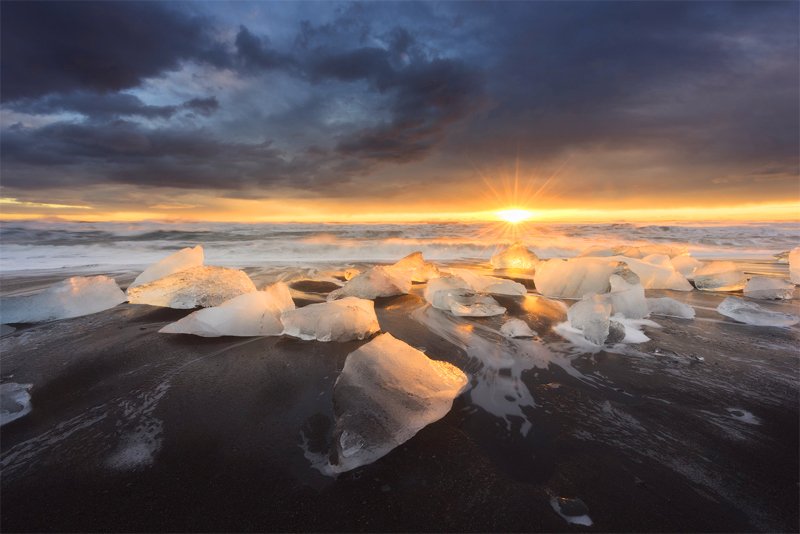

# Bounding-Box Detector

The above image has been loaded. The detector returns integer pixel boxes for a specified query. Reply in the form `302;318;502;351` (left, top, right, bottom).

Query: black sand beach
1;263;798;532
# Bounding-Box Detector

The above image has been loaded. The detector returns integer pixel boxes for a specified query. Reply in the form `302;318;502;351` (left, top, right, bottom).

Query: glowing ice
608;272;648;319
281;297;380;341
447;291;506;317
534;258;618;299
790;247;800;285
328;333;468;473
743;277;794;300
160;282;295;337
671;254;703;278
693;261;746;292
449;268;527;296
500;318;536;338
611;255;692;291
0;383;32;426
567;294;613;345
424;275;472;310
130;245;203;288
328;266;412;301
390;251;440;282
717;297;799;327
580;244;686;259
127;266;257;308
490;242;539;270
0;276;126;324
647;297;695;318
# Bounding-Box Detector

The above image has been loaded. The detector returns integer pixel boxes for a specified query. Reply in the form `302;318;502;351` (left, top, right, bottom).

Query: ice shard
647;297;695;318
127;266;257;308
327;266;412;301
490;243;539;270
129;245;204;288
717;297;799;327
693;261;746;292
281;297;380;342
743;277;794;300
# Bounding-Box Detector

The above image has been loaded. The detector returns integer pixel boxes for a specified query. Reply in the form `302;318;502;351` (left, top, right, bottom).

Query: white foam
0;383;33;426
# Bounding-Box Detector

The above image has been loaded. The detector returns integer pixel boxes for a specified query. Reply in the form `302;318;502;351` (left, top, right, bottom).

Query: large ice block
160;282;295;337
129;245;204;288
646;297;695;318
127;266;257;308
693;261;746;292
534;258;618;299
717;297;799;327
281;297;380;342
423;275;472;310
1;276;126;324
607;273;648;319
490;243;539;270
671;254;703;278
449;268;527;296
743;277;794;300
327;266;412;301
389;252;440;282
567;294;613;345
329;333;468;473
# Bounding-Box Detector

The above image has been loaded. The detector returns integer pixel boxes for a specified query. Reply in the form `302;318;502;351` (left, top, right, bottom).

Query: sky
0;0;798;222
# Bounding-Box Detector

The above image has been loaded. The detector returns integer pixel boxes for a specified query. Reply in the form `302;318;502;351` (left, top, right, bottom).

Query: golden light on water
496;208;534;224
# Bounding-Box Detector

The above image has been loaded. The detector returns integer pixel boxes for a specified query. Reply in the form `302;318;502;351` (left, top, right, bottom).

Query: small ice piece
534;258;618;299
127;266;257;308
500;318;536;338
567;294;612;345
130;245;203;288
449;268;527;296
490;242;539;270
671;254;703;278
0;383;32;426
743;277;794;300
717;297;799;327
447;290;506;317
0;276;126;324
424;275;472;310
281;297;380;341
693;261;746;292
789;247;800;285
389;251;440;282
160;282;295;337
328;333;468;473
328;266;412;301
647;297;695;318
608;272;648;319
550;497;593;527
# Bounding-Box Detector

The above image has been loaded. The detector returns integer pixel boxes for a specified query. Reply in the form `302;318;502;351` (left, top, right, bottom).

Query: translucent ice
130;245;203;288
490;242;539;270
534;258;618;299
328;266;412;301
790;247;800;285
693;261;746;292
609;255;692;291
424;276;472;310
0;383;32;426
328;333;468;473
580;244;686;259
743;277;794;300
389;251;440;282
567;294;613;345
0;276;126;324
449;268;527;296
671;254;703;278
160;282;295;337
717;297;799;327
127;266;257;308
281;297;380;341
500;318;536;338
608;273;649;319
647;297;695;319
447;291;506;317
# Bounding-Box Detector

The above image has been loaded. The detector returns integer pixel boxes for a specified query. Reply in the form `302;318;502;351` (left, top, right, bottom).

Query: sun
496;208;534;224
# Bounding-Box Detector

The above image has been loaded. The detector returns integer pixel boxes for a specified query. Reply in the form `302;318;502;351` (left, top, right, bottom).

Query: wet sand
1;263;798;532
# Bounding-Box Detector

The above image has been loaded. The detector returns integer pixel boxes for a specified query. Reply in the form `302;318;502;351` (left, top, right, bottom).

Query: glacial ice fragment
743;277;794;300
612;255;692;291
671;254;703;278
693;261;746;292
500;318;536;338
491;243;539;270
328;266;412;301
646;297;695;318
790;247;800;285
449;268;527;295
424;275;472;310
281;297;380;341
567;294;613;345
717;297;799;327
328;333;468;473
130;245;203;288
127;266;257;308
608;273;648;319
0;383;32;426
0;276;126;324
389;251;440;282
534;258;618;299
159;282;295;337
447;290;506;317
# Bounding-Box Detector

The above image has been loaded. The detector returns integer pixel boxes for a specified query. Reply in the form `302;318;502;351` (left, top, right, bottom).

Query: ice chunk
790;247;800;285
389;251;440;282
1;276;126;324
491;242;539;270
567;294;612;345
534;258;618;299
424;275;472;310
1;383;32;426
717;297;799;327
693;261;746;292
160;282;295;337
611;255;692;291
328;333;468;473
743;277;794;300
671;254;703;278
281;297;380;341
608;273;648;319
328;266;412;301
447;291;506;317
130;245;203;288
500;318;536;338
449;268;527;296
127;266;256;309
647;297;695;318
580;244;686;259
